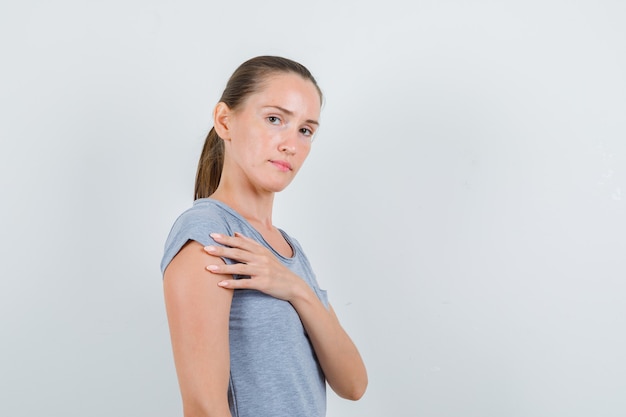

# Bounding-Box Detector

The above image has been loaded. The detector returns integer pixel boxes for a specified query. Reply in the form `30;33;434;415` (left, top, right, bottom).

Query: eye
267;116;281;125
299;127;313;136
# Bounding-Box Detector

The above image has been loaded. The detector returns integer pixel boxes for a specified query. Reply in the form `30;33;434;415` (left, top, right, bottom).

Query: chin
264;179;294;193
268;184;290;193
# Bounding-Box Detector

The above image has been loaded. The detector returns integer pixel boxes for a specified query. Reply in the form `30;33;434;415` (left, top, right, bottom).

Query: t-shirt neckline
194;197;297;261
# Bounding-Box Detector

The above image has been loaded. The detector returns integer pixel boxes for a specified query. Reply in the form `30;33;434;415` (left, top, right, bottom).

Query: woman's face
219;72;321;194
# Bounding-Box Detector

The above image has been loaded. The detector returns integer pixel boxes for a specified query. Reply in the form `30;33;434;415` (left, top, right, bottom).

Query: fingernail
204;245;216;252
217;281;228;287
210;233;222;239
206;265;219;271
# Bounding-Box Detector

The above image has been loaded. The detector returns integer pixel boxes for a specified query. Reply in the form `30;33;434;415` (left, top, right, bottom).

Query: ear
213;102;232;140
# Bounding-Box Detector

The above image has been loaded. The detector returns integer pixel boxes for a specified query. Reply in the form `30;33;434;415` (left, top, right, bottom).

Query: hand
203;232;308;302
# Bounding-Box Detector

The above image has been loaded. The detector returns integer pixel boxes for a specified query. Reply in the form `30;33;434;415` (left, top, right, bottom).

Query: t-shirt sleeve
160;207;234;275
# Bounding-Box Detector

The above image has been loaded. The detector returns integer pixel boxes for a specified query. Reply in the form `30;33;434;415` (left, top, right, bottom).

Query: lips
270;160;292;172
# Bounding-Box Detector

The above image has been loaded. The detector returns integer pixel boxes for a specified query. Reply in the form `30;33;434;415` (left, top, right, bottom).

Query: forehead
247;72;322;114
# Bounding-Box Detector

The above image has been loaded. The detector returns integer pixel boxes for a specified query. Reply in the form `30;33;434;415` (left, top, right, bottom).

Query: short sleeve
160;205;234;275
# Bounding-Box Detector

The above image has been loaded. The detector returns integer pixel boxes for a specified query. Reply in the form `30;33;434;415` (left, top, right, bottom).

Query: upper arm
163;240;233;416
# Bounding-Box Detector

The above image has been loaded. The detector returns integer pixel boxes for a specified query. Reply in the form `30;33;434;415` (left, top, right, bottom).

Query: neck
210;186;275;230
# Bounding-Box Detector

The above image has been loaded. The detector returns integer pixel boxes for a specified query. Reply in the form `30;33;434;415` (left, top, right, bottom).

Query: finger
233;231;257;243
206;262;260;277
217;278;254;290
204;245;254;263
211;232;262;253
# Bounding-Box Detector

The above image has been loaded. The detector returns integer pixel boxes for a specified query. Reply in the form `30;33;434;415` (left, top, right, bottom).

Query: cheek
294;146;311;167
301;144;312;158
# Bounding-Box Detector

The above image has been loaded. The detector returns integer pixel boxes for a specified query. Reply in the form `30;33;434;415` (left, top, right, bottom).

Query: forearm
290;287;368;400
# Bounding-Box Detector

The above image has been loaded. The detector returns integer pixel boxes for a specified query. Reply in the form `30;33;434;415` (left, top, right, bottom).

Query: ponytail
194;127;224;200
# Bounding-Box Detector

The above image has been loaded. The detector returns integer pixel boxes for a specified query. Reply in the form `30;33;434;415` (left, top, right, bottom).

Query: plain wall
1;0;624;416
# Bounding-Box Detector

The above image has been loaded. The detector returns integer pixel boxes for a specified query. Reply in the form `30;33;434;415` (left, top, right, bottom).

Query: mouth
270;160;292;172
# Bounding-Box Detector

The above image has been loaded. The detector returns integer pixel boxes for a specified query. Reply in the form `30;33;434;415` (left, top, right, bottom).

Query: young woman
160;56;367;417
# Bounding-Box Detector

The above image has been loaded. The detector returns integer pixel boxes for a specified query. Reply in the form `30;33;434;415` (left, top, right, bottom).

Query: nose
278;129;298;154
279;142;296;154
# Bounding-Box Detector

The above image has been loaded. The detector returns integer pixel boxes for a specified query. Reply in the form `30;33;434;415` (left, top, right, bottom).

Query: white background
1;1;625;416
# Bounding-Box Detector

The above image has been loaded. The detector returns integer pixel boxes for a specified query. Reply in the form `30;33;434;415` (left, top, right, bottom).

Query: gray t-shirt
161;198;328;417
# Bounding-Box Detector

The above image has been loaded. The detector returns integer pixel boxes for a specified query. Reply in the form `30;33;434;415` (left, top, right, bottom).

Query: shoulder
169;200;235;241
160;199;240;274
173;199;235;231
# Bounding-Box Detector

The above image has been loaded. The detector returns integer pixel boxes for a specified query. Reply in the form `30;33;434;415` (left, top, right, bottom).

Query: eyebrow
263;105;319;126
